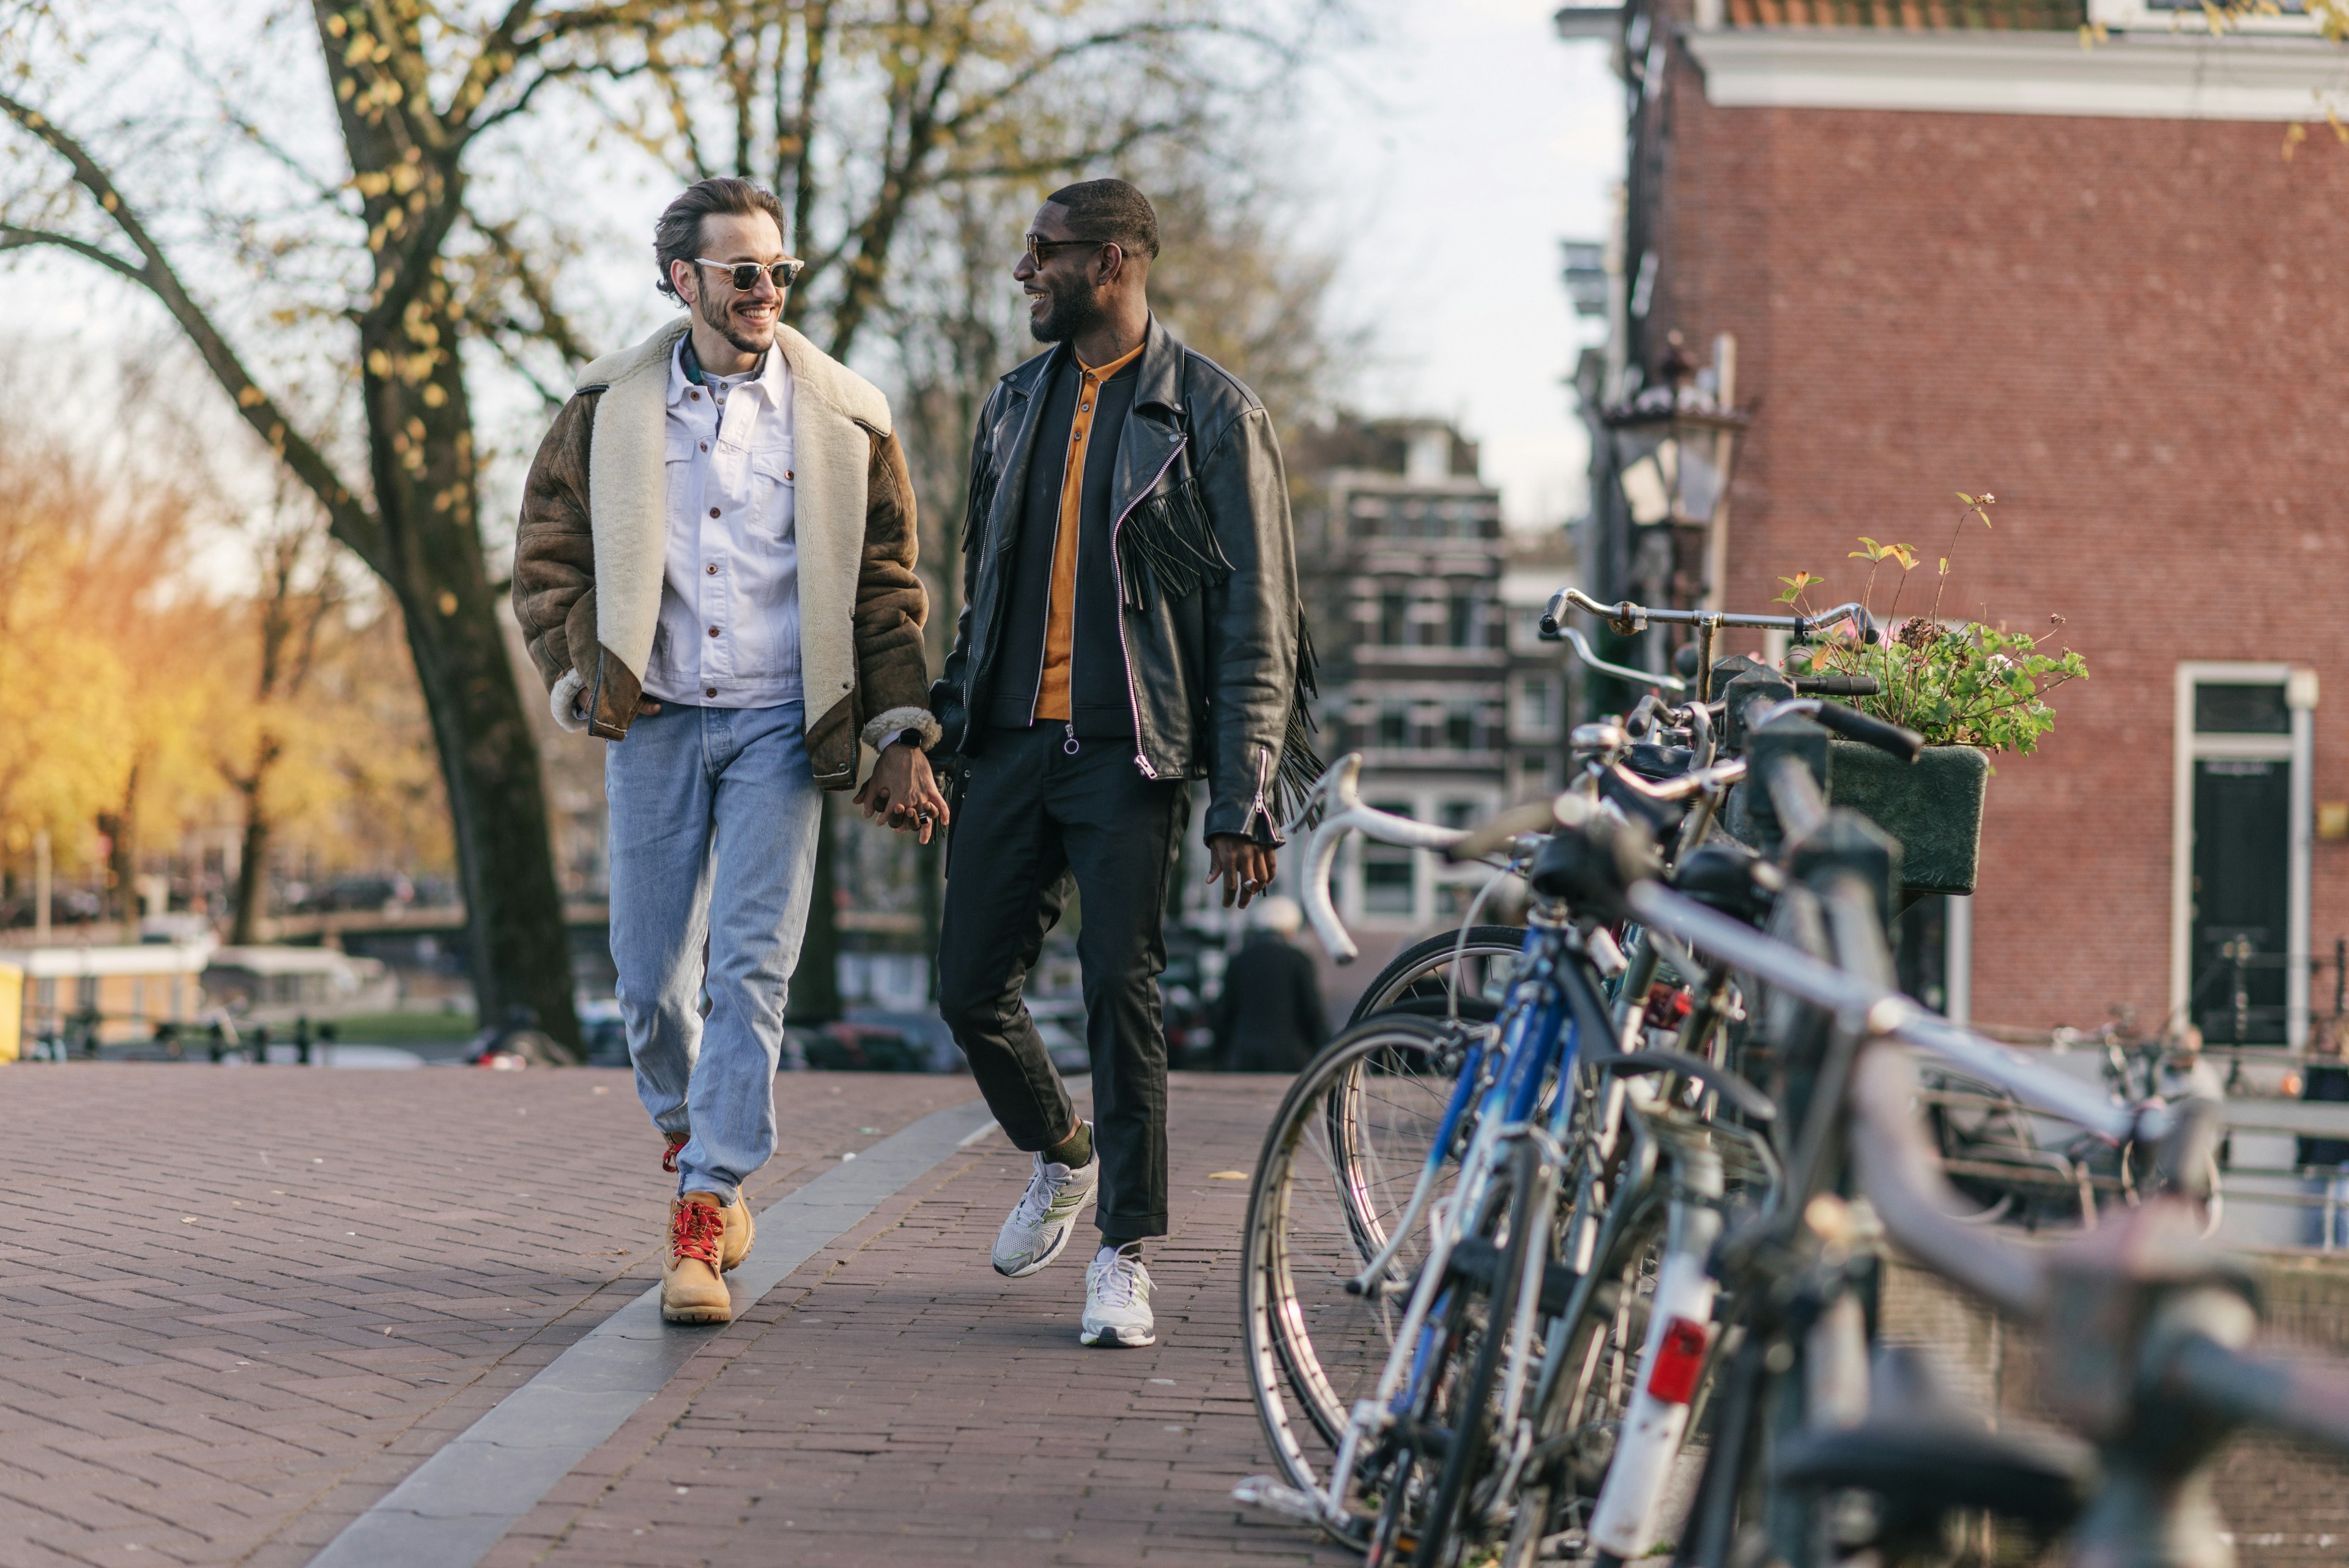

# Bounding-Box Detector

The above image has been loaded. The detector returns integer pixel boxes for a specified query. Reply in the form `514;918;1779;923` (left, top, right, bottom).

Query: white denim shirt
641;338;801;708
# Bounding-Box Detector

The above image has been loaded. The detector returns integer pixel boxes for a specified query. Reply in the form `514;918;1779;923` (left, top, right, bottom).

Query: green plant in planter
1775;492;2088;754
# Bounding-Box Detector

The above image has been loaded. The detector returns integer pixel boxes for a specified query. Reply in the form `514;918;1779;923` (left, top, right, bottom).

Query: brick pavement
473;1072;1353;1567
0;1065;972;1568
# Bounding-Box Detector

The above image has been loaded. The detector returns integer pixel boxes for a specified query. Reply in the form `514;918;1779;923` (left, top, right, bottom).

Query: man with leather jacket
929;179;1316;1348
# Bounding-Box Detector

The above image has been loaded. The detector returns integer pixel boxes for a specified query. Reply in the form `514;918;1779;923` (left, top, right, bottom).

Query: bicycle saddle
1669;841;1776;923
1622;741;1694;781
1598;767;1688;837
1773;1346;2091;1531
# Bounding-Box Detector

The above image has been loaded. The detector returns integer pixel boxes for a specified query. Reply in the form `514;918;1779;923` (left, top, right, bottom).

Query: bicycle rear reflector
1646;1317;1710;1404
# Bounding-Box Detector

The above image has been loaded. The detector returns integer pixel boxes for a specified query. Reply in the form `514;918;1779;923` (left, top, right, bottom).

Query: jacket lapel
778;325;870;730
585;319;689;681
1110;318;1188;527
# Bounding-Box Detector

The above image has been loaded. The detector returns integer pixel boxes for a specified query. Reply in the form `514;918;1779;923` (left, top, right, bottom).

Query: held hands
1206;834;1277;909
854;740;951;844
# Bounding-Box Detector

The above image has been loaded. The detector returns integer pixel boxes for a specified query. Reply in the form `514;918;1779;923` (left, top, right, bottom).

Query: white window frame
2089;0;2323;34
2171;661;2316;1047
1945;893;1973;1027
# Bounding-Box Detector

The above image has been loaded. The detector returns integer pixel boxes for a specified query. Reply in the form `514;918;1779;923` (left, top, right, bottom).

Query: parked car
803;1019;931;1072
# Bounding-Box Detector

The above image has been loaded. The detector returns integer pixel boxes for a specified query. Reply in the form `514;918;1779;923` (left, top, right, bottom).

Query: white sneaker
1082;1245;1156;1348
992;1140;1099;1278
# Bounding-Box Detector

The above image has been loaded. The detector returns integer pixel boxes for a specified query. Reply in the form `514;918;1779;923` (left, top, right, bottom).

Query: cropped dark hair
654;177;788;297
1044;178;1159;261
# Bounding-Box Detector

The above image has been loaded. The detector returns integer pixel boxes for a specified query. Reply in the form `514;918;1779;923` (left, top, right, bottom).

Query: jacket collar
1004;314;1182;418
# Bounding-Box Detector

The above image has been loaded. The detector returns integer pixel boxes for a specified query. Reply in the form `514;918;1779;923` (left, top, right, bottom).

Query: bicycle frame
1299;912;1599;1539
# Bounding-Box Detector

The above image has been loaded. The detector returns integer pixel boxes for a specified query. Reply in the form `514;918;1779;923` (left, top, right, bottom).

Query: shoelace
1093;1252;1146;1308
670;1200;726;1268
1014;1159;1063;1225
662;1133;688;1173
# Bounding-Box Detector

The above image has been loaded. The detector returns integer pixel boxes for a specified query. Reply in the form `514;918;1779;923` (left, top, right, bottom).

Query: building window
1445;704;1479;751
1376;702;1409;749
1362;800;1416;915
1439;801;1477;831
1379;589;1411;648
1514;753;1556;800
1447;593;1478;649
1515;677;1553;735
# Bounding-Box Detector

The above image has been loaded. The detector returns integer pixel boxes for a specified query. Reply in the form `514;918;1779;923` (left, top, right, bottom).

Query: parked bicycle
1233;584;2349;1568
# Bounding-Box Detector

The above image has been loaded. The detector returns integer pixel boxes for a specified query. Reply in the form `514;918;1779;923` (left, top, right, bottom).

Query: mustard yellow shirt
1033;338;1147;723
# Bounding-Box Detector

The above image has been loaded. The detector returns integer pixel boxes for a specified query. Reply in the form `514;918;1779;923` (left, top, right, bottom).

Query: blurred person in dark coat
1213;896;1329;1074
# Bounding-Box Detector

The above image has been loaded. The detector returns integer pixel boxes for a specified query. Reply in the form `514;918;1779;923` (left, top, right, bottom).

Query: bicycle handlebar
1789;674;1882;697
1748;697;1923;764
2162;1332;2349;1454
1622;880;2150;1146
1540;586;1880;645
1291;754;1471;964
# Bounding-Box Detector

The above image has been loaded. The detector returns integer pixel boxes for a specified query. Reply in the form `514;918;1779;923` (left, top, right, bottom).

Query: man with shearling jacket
512;176;948;1325
930;179;1316;1348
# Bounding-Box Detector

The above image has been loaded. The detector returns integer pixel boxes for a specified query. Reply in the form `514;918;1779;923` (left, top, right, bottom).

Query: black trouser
937;723;1189;1244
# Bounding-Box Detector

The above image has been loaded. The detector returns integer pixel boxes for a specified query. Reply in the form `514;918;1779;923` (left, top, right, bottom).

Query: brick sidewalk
0;1065;972;1567
478;1072;1350;1567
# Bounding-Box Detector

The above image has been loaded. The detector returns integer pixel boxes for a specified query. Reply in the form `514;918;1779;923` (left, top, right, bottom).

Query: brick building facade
1572;1;2349;1041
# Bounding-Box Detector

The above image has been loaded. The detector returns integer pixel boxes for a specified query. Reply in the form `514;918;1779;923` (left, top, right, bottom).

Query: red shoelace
662;1133;688;1173
670;1199;726;1268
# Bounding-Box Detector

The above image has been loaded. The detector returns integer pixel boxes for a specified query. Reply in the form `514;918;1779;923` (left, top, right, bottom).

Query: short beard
697;294;776;357
1030;279;1107;345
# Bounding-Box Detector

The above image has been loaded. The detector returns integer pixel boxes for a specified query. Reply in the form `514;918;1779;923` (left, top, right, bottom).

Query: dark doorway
2192;757;2291;1044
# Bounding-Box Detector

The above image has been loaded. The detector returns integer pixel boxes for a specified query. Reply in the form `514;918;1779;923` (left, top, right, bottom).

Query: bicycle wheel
1414;1135;1554;1568
1504;1186;1669;1566
1243;1014;1468;1498
1348;926;1529;1027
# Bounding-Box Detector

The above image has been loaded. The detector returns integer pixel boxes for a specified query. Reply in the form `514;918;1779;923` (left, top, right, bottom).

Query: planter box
1825;740;1987;897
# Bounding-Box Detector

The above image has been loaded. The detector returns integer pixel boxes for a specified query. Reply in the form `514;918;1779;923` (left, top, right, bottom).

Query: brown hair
654;177;788;298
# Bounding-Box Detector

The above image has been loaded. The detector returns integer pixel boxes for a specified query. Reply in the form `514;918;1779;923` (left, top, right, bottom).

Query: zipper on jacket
1247;745;1272;838
1107;438;1189;779
1062;721;1080;756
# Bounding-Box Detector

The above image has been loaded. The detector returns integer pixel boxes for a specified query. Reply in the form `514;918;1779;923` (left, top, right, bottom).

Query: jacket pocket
750;444;796;542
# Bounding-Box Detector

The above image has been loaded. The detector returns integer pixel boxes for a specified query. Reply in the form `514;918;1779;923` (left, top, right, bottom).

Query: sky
0;0;1627;548
1304;1;1624;529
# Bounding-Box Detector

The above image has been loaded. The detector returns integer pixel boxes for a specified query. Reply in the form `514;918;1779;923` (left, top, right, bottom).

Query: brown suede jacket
511;319;935;790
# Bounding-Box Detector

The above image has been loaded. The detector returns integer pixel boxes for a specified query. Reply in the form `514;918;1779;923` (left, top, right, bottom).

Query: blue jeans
606;700;823;1203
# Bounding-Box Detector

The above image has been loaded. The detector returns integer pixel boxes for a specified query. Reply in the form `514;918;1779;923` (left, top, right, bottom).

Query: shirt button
705;686;718;698
710;507;720;518
705;563;717;575
690;390;700;401
699;442;708;451
708;626;720;637
785;469;793;480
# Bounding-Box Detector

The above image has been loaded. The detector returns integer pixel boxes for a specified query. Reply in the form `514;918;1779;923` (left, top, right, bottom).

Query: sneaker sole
1080;1324;1156;1348
993;1217;1078;1279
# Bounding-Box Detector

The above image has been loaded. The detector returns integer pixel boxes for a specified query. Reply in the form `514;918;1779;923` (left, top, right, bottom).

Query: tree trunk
98;758;138;924
350;188;581;1055
231;792;269;946
396;579;580;1044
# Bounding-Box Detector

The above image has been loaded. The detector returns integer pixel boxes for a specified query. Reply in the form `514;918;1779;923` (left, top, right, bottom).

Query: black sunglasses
694;256;806;291
1023;233;1116;266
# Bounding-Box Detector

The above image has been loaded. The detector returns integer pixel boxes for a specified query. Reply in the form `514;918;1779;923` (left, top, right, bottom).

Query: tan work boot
659;1135;752;1271
718;1189;754;1271
662;1193;733;1324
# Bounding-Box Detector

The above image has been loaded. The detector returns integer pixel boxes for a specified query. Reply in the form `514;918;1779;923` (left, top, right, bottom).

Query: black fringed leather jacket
929;316;1318;845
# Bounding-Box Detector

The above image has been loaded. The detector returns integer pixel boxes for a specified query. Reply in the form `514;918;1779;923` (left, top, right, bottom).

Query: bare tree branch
0;91;387;573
